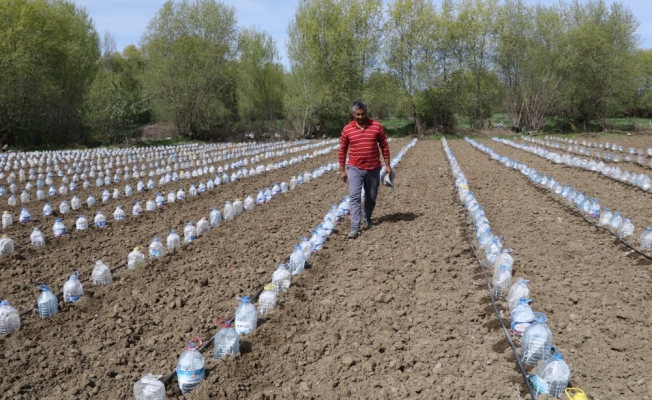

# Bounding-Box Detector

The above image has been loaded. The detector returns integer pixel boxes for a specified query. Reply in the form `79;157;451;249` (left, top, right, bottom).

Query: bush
416;88;457;133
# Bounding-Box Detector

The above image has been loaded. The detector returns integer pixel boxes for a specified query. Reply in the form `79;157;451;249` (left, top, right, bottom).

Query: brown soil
1;138;650;400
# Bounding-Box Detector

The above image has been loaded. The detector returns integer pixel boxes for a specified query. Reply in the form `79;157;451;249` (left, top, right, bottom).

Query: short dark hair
352;101;367;113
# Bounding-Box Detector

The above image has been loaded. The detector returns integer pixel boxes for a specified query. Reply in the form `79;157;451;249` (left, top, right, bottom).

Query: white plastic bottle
213;320;240;359
132;201;142;216
176;338;205;395
71;195;81;210
223;201;234;221
167;230;181;252
91;260;113;285
271;264;291;294
243;195;255;211
63;270;83;302
234;296;257;335
43;202;53;216
18;208;31;224
133;374;166;400
209;208;222;228
289;245;306;275
507;279;531;312
20;190;30;204
59;200;70;214
510;298;535;336
87;194;96;207
233;198;243;216
184;222;197;243
146;198;156;212
167;190;176;204
31;227;45;246
128;247;146;269
300;237;312;262
75;214;88;230
113;205;125;221
0;300;21;335
94;211;106;228
53;218;67;237
258;284;276;315
0;235;14;255
196;217;209;236
530;346;571;398
2;211;12;229
149;238;166;260
37;284;58;318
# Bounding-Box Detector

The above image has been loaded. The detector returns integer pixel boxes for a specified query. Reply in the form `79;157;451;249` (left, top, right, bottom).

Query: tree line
0;0;650;147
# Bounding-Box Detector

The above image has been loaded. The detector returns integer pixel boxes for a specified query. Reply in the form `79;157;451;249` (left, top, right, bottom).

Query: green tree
0;0;100;146
140;0;239;138
237;28;285;123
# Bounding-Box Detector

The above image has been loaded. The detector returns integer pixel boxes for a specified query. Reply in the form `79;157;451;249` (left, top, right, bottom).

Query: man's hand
340;170;348;183
385;164;392;176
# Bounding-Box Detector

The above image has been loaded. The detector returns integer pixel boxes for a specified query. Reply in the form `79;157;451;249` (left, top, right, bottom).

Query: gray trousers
347;166;381;228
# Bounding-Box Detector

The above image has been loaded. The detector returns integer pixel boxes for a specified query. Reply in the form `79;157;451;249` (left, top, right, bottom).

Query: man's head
352;101;368;126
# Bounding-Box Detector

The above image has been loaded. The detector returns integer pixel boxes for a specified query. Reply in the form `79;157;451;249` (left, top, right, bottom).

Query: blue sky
75;0;652;66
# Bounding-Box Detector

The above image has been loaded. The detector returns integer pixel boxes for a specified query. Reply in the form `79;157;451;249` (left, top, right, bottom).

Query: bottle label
511;321;533;336
235;320;256;334
177;367;204;393
96;221;106;227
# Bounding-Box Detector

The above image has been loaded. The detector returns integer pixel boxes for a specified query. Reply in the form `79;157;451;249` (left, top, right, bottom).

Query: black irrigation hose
161;277;273;386
449;192;537;400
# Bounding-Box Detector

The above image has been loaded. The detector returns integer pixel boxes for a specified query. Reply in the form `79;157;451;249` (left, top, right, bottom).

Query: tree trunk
410;100;424;135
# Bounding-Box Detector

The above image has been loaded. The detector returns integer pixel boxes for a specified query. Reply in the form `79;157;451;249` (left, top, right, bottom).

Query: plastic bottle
59;200;70;214
94;211;106;228
492;264;512;300
213;320;240;359
128;247;146;269
71;195;81;210
43;202;53;216
521;313;553;366
289;244;306;275
167;230;181;252
234;296;257;335
507;279;531;312
233;198;243;216
20;190;29;204
289;176;297;190
510;298;535;336
209;208;222;228
0;300;21;335
530;346;571;398
125;185;133;197
132;201;142;216
37;284;58;318
184;222;197;242
322;217;335;235
485;236;503;266
272;264;291;294
223;201;234;221
189;184;197;197
243;195;255;211
76;214;88;230
177;188;185;201
91;260;113;285
31;227;45;246
133;374;165;400
101;189;110;203
300;237;312;262
87;194;96;207
2;211;12;229
146;198;156;212
258;284;277;315
617;218;634;238
607;211;623;231
588;198;600;218
167;190;176;204
63;270;83;302
598;208;612;227
149;238;166;260
256;190;265;205
280;181;288;193
113;205;125;221
53;218;67;237
176;338;205;395
640;227;652;250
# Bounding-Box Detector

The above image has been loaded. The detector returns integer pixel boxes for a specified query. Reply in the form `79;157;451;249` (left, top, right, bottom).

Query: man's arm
338;130;349;182
378;125;392;175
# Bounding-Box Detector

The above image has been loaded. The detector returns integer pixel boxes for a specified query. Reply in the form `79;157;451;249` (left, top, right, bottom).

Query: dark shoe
363;218;373;229
347;227;360;238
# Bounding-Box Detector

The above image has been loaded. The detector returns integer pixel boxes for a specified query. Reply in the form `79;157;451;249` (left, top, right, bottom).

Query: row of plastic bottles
500;137;652;192
529;135;652;163
484;138;650;249
0;139;338;184
134;139;415;399
446;138;573;399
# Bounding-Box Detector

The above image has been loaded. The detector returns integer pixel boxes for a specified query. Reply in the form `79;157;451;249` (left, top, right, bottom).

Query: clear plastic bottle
640;227;652;250
223;201;234;221
53;218;67;237
272;264;291;294
188;184;197;196
20;190;29;204
75;214;88;230
322;217;335;235
184;222;197;242
167;190;176;204
530;346;571;398
133;374;165;400
213;320;240;359
149;238;166;259
289;177;297;190
485;236;503;266
167;230;181;252
234;296;257;335
87;194;96;207
2;211;12;229
31;227;45;246
71;195;81;210
113;205;125;221
37;284;58;318
588;198;600;218
288;244;306;275
300;237;312;262
59;200;70;214
176;188;185;201
132;201;142;216
209;208;222;228
256;190;265;205
521;313;553;366
176;338;205;395
598;208;612;227
146;198;156;212
63;270;83;302
243;195;255;211
233;198;243;216
608;211;623;231
0;300;21;335
91;260;113;285
617;218;635;238
94;211;106;228
155;192;165;207
280;181;288;193
510;298;535;336
507;279;530;312
128;247;146;269
492;265;511;300
43;202;53;216
258;284;277;315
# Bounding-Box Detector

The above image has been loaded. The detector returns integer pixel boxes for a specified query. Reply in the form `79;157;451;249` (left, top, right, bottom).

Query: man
339;101;392;239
